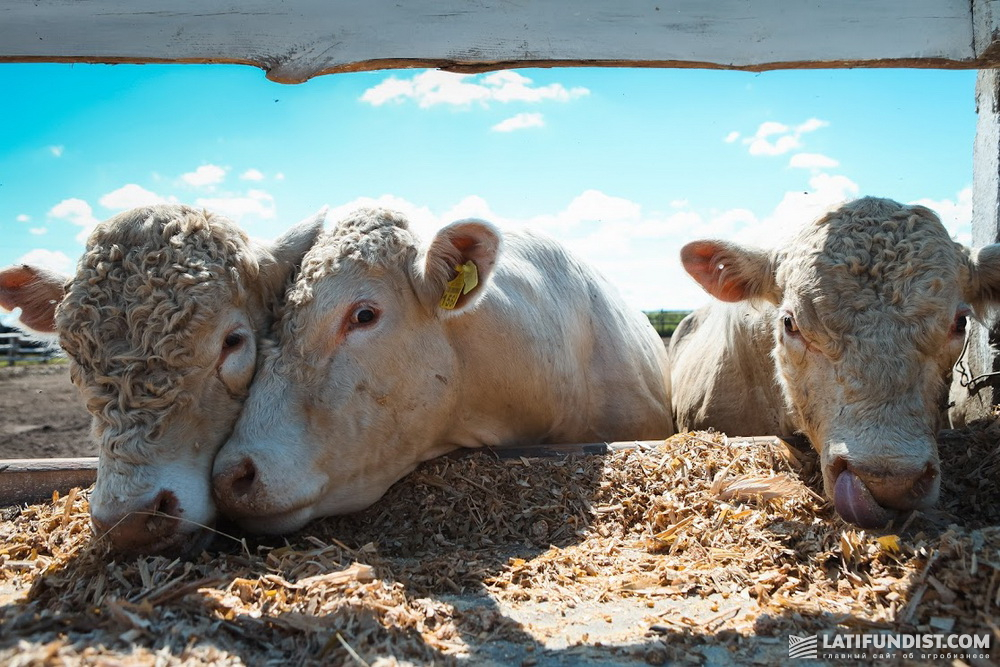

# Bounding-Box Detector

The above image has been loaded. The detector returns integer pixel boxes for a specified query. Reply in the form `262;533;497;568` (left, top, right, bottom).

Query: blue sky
0;64;977;313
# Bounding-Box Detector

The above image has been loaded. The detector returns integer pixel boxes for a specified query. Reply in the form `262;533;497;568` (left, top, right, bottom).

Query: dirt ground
0;363;94;460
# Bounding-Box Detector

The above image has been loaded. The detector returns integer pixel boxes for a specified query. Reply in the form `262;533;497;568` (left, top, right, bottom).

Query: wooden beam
0;457;97;508
0;0;984;83
448;435;810;460
0;436;810;507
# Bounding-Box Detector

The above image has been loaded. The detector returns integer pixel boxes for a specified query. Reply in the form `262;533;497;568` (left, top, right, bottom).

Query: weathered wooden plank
450;435;810;460
0;457;97;507
951;69;1000;425
0;437;808;508
0;0;983;83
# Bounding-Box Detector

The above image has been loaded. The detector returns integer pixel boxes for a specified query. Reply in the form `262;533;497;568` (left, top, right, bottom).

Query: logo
789;634;818;659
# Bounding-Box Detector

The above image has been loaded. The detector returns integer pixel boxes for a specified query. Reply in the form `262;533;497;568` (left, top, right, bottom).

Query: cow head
212;208;501;534
680;197;1000;529
0;204;323;554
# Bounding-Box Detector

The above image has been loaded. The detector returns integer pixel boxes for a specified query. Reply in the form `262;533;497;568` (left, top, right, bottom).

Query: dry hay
1;425;999;666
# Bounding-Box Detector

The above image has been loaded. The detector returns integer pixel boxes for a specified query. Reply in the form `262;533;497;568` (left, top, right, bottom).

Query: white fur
671;197;1000;520
213;208;675;534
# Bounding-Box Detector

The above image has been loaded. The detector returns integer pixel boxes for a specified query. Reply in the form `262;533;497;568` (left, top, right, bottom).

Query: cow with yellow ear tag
212;207;675;535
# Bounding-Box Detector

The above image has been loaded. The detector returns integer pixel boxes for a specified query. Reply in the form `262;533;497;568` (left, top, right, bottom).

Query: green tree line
644;310;690;338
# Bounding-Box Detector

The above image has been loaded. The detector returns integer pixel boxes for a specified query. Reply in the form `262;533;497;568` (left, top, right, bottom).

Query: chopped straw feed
2;425;999;666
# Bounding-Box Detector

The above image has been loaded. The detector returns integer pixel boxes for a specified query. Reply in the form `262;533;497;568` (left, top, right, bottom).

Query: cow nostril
152;489;179;517
145;490;180;535
229;458;257;498
93;488;184;553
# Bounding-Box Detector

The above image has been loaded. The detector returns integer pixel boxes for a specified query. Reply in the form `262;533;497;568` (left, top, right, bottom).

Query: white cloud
520;195;708;308
563;190;642;224
240;169;265;181
491;112;545;133
49;198;98;227
756;121;790;138
196;189;276;220
28;228;46;235
360;70;589;108
741;118;829;157
99;184;168;210
789;153;840;170
182;164;227;187
724;131;740;143
481;71;589;103
360;76;419;106
49;145;64;157
312;189;786;309
701;208;759;240
233;179;966;312
49;198;101;244
747;134;801;156
440;195;501;224
16;214;30;223
732;172;860;248
275;172;286;181
326;194;440;240
796;118;828;134
17;248;74;275
910;186;972;246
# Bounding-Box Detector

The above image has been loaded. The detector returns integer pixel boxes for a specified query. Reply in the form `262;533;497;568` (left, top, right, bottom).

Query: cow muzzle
830;458;939;529
212;456;259;514
91;489;211;555
212;456;322;534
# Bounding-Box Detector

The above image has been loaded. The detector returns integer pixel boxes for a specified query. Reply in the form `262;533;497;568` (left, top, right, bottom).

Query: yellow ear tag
460;260;478;294
439;260;479;310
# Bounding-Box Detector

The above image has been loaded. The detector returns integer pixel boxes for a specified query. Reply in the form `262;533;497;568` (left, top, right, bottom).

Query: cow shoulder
671;302;788;436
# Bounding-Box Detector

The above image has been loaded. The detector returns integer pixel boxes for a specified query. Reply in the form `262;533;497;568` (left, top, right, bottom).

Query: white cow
212;208;675;534
0;205;322;553
670;196;1000;529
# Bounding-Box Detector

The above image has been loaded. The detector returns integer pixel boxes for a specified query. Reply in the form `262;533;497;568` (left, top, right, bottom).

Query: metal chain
954;330;1000;397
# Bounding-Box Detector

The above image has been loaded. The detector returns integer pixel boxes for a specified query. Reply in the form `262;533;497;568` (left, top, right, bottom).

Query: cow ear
417;219;501;315
257;208;326;298
680;240;780;304
0;265;69;333
969;243;1000;307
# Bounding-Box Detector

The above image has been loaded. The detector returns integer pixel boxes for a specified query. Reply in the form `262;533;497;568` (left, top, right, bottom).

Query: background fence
0;329;58;366
644;310;689;338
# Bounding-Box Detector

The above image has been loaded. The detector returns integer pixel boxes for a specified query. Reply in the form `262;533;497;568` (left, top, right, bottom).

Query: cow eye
351;306;378;326
783;314;799;335
223;331;245;350
952;313;968;337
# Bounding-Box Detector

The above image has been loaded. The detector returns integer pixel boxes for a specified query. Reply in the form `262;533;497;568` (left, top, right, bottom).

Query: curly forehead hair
57;205;260;445
778;196;969;354
286;207;417;310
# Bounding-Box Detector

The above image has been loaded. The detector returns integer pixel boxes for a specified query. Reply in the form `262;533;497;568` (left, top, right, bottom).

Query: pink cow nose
213;457;259;514
91;489;182;554
832;459;939;529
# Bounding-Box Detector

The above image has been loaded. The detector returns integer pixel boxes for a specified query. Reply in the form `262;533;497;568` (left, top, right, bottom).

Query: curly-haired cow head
673;197;1000;529
0;204;323;555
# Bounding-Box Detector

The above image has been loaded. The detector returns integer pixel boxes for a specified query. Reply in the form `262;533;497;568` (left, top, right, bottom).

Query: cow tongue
833;469;895;529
